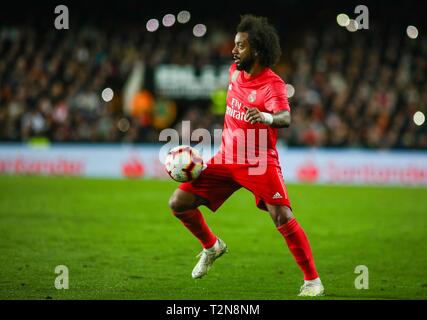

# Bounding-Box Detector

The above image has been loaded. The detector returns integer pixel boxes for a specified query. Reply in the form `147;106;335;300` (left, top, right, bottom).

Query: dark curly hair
236;15;281;67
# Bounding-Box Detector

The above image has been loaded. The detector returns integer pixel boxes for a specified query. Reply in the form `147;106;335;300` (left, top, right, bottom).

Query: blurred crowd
280;24;427;149
0;16;426;149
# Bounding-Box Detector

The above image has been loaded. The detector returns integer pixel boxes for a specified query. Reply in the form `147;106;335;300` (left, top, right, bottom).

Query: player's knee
278;206;294;226
169;192;193;213
270;205;294;227
283;206;294;218
169;195;182;212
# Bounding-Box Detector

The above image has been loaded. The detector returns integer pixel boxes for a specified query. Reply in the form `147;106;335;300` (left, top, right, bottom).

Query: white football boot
298;277;325;297
191;238;227;279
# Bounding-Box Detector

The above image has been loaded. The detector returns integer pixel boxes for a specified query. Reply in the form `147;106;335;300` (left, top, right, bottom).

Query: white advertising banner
277;149;427;186
1;144;427;186
0;144;168;179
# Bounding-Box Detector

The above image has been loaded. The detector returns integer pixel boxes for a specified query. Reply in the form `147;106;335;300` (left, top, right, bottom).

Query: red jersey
219;63;291;166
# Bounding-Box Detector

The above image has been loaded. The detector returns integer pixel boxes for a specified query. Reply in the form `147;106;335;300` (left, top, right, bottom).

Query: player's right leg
169;189;228;279
169;188;218;250
168;162;239;279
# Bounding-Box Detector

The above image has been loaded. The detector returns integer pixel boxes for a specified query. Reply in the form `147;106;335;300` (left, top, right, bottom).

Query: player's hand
243;106;265;124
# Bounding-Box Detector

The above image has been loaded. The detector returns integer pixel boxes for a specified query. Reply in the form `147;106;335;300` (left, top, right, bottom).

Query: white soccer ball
164;145;205;182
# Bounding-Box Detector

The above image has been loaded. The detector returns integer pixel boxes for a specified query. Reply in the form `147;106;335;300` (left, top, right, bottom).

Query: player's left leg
234;164;324;296
266;204;324;297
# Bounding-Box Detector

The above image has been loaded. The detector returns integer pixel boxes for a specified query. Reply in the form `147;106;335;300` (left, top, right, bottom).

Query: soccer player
168;15;324;297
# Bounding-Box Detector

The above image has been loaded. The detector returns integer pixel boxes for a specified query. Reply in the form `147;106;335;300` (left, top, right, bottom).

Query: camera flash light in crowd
101;88;114;102
146;19;159;32
118;118;131;132
177;10;191;24
346;19;359;32
193;24;207;37
413;111;425;126
336;13;350;27
162;14;175;27
286;84;295;98
406;26;418;39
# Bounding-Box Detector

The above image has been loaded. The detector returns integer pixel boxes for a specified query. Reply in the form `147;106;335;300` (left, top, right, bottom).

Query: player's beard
236;54;256;72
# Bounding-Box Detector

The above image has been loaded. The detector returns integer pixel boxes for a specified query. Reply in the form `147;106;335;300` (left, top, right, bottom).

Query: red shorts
179;156;291;212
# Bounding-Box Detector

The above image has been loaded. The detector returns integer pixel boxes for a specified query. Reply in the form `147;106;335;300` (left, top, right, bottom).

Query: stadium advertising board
154;64;229;98
1;144;426;186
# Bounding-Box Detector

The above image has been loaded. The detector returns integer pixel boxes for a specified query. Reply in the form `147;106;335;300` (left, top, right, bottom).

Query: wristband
261;112;273;125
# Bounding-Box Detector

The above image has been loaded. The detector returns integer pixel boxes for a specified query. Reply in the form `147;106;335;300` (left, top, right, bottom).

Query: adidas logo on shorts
272;192;283;199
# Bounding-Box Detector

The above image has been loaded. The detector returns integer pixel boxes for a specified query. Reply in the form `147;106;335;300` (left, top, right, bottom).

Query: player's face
232;32;256;72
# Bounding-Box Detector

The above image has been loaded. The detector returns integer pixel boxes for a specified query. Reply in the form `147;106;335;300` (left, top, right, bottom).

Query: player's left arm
244;79;291;128
244;107;291;128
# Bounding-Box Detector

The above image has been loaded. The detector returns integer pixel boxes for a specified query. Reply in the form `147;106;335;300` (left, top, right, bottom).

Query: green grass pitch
0;176;426;300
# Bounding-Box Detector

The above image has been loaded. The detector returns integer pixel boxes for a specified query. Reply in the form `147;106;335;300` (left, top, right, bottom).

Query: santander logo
122;157;145;178
297;161;319;182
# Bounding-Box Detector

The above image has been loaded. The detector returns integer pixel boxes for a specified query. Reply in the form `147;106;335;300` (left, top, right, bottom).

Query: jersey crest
247;90;257;103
